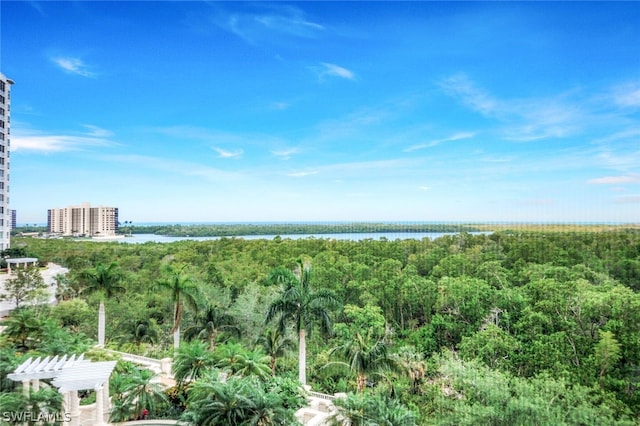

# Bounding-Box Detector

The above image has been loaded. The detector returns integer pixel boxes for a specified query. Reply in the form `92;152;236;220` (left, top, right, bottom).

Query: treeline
2;230;640;424
129;222;482;237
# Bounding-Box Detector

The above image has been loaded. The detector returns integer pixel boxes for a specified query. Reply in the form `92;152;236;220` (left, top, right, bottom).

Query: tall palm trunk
98;301;105;346
173;326;180;350
299;329;307;385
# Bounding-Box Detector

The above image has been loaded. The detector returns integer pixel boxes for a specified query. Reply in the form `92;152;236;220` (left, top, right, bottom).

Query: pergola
6;257;39;273
7;353;116;426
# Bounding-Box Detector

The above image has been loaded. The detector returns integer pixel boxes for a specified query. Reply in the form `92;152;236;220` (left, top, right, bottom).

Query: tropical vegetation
0;227;639;425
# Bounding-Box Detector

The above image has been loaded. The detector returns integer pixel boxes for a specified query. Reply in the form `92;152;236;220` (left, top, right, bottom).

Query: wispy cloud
12;126;115;153
615;195;640;204
213;147;243;159
106;154;239;181
588;174;639;185
613;81;640;108
441;73;583;142
404;132;475;152
318;62;356;80
287;158;420;179
271;148;300;160
221;4;324;44
51;56;95;77
287;170;318;177
269;101;290;111
440;73;497;115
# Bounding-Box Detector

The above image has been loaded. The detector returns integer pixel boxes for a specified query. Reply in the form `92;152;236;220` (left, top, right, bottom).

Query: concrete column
102;378;110;419
69;391;80;426
98;303;105;346
21;379;29;396
95;387;105;426
63;392;72;426
31;379;40;391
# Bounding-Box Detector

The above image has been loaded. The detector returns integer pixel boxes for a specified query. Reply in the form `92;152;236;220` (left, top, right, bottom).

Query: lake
119;232;486;244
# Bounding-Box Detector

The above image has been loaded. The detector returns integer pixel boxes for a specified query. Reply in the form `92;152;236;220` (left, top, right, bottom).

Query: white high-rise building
48;203;119;236
0;73;14;250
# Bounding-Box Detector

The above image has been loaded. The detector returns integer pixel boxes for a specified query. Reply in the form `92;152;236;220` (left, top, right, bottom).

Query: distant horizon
16;219;640;228
4;2;639;223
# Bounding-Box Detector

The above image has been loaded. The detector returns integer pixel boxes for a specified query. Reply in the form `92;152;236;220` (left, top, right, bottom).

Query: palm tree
255;328;295;375
213;342;272;381
330;392;417;426
327;331;398;393
117;317;161;353
183;303;240;350
173;340;217;387
155;264;201;350
183;375;293;426
28;387;65;426
1;308;44;351
265;261;340;385
78;262;126;346
121;368;170;419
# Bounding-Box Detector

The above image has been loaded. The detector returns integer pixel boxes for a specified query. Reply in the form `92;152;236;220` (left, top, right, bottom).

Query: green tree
183;375;295;426
330;392;418;426
0;308;44;351
0;265;47;309
184;303;240;350
78;262;126;346
327;331;399;392
595;330;622;389
117;317;161;352
265;261;340;385
172;340;217;387
155;264;201;350
121;368;170;419
213;342;272;381
255;328;295;375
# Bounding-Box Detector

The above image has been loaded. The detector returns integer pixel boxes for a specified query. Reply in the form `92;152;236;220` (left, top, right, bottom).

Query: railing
308;391;336;401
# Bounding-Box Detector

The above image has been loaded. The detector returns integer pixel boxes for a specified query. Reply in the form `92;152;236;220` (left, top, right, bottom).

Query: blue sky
2;1;639;224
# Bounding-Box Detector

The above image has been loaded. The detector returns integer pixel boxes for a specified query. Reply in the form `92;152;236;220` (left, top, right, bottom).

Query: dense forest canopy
2;229;640;424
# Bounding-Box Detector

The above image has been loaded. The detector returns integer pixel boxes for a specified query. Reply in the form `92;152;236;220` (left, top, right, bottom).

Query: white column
31;379;40;391
98;303;105;346
69;391;80;426
95;387;105;426
63;392;72;426
21;379;29;396
102;379;110;419
173;326;180;350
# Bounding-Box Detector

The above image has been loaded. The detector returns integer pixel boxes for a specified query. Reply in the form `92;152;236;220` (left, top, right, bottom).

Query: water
119;232;484;244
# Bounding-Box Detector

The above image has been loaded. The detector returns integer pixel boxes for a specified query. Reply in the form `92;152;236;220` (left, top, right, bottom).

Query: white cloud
615;195;640;204
441;74;584;142
419;185;431;191
613;82;640;108
105;154;239;182
51;57;95;77
223;5;324;44
404;132;475;152
213;147;243;158
440;73;497;115
287;170;318;177
587;174;639;185
270;101;290;110
12;127;114;153
317;63;356;81
271;147;300;160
